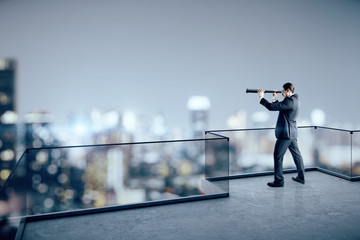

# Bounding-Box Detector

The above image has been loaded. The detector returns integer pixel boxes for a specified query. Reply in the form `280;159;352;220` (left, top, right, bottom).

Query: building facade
0;59;17;186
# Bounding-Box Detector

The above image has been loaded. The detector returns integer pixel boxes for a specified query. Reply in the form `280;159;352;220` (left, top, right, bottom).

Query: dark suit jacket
260;94;300;139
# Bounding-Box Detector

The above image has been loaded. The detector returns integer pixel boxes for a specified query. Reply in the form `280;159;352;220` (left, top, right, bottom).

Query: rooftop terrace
2;126;360;239
22;171;360;240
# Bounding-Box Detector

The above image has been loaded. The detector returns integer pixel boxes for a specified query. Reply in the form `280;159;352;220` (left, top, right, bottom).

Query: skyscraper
187;96;210;139
0;59;17;186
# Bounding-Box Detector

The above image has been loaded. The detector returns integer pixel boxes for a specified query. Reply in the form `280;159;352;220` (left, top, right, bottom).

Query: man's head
282;82;294;98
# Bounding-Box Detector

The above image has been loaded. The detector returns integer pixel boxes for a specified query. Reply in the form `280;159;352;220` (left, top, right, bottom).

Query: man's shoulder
285;94;298;102
290;94;299;100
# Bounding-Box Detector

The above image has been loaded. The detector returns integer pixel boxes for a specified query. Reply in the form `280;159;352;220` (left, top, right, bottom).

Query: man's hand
272;91;277;101
257;89;264;98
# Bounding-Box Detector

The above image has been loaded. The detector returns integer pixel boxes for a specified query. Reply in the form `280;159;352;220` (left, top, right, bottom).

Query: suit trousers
273;138;305;183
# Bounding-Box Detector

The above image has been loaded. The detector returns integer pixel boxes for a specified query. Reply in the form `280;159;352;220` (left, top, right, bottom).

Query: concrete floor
22;171;360;240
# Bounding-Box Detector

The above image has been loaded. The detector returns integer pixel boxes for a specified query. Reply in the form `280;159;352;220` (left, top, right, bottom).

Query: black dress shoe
292;177;305;184
267;181;284;187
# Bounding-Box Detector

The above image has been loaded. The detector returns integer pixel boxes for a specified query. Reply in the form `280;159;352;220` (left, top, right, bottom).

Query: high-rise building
22;111;82;215
0;59;17;186
187;96;210;139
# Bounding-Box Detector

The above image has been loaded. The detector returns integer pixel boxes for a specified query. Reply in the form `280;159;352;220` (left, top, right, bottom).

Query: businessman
257;83;305;187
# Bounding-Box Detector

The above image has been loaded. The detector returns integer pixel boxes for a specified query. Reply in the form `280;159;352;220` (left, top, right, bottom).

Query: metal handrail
26;136;228;151
206;125;358;134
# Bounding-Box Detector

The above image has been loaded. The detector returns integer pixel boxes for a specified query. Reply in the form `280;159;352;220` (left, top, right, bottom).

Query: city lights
0;149;15;161
311;109;326;126
0;110;17;124
0;92;10;105
0;169;10;181
73;122;88;135
91;109;120;132
36;150;49;164
0;59;9;70
123;111;137;132
187;96;211;111
23;111;53;124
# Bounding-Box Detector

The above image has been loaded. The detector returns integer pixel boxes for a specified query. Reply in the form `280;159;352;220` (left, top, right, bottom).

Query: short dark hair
283;82;294;93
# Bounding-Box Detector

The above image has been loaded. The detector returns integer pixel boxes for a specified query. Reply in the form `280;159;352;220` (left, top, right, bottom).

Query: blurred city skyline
1;0;360;131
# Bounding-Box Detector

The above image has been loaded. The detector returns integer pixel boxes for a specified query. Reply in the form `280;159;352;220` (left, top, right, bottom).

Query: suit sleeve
260;97;294;111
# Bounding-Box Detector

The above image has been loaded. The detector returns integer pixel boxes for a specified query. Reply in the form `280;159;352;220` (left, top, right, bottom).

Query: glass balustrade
1;124;358;237
206;127;317;176
352;131;360;178
314;127;352;178
205;132;229;193
0;152;27;239
0;137;229;222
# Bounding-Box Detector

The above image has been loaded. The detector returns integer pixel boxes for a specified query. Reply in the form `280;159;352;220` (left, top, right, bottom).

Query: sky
0;0;360;130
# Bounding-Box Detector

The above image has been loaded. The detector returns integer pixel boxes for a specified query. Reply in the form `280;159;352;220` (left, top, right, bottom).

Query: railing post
350;131;353;179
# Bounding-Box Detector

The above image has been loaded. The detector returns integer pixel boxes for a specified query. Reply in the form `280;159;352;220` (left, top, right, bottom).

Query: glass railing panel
314;128;352;177
226;128;277;175
25;138;229;217
206;127;315;176
0;151;27;238
351;131;360;178
297;126;317;168
205;133;229;193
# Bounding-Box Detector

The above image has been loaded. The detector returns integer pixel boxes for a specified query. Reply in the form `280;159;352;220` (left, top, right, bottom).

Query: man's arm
260;97;294;111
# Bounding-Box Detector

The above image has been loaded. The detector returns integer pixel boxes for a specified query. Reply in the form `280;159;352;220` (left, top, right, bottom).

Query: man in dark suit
257;83;305;187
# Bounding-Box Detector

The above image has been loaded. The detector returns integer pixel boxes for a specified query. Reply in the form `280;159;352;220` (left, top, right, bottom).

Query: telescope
246;88;282;94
